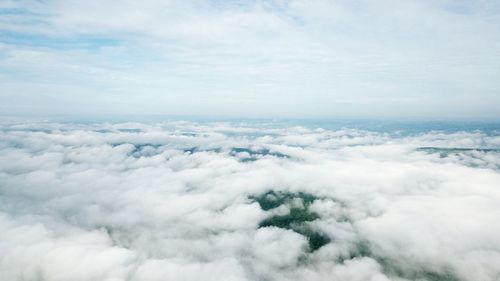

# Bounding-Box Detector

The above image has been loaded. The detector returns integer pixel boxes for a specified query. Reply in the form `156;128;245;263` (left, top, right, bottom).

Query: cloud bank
0;121;499;281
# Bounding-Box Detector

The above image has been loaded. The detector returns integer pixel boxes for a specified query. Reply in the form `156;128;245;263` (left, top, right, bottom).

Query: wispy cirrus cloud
1;0;500;118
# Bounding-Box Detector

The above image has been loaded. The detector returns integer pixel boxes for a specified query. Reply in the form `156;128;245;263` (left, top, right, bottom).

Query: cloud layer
0;121;499;281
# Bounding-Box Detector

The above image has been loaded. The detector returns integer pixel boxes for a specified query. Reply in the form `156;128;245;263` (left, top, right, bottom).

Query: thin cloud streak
0;0;500;118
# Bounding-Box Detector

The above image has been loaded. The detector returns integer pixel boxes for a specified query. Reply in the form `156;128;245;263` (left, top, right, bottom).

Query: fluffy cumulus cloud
0;120;499;281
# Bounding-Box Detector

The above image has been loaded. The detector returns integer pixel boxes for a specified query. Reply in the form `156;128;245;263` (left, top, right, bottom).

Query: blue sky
1;0;500;119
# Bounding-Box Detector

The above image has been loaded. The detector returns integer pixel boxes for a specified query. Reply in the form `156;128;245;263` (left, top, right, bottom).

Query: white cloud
0;121;499;280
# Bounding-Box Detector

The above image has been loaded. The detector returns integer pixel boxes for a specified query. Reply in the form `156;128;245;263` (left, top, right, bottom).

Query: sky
1;0;500;119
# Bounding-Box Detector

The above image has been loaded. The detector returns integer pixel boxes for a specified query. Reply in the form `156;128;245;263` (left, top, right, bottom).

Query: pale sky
1;0;500;119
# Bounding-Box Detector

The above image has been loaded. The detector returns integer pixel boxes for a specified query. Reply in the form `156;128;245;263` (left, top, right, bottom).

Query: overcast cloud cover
1;0;500;118
1;120;500;281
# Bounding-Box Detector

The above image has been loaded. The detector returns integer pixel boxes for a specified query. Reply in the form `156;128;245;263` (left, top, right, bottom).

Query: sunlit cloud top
1;0;500;119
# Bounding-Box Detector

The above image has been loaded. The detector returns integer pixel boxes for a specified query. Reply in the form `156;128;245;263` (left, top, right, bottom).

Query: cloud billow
0;121;499;281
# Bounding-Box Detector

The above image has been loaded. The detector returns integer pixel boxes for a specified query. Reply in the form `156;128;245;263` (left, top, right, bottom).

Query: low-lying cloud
0;121;499;281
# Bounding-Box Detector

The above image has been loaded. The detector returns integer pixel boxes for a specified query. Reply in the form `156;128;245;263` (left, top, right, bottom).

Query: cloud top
1;121;500;280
